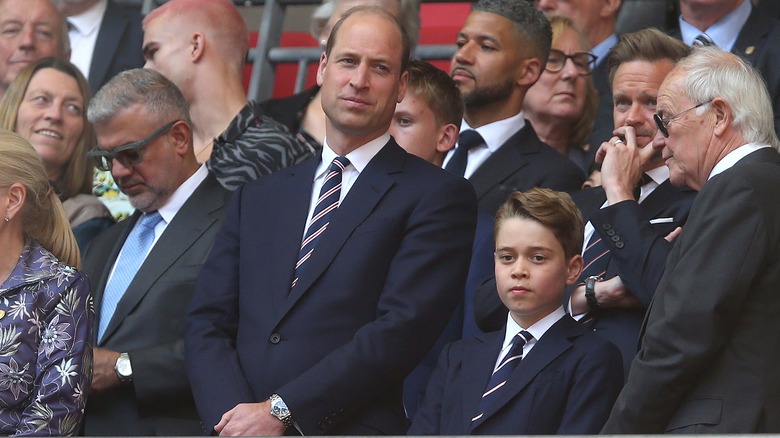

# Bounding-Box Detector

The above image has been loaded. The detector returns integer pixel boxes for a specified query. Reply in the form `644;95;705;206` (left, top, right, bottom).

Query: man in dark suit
447;0;583;217
185;7;477;436
603;47;780;433
80;69;231;435
536;0;623;164
57;0;145;94
409;188;623;435
671;0;780;137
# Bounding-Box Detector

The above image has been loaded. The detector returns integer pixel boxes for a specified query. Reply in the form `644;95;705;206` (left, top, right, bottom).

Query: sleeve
407;342;455;435
602;175;772;433
16;271;93;437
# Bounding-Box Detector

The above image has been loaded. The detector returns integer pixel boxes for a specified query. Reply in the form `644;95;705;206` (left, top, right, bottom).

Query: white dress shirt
679;0;751;51
67;0;108;79
495;307;566;370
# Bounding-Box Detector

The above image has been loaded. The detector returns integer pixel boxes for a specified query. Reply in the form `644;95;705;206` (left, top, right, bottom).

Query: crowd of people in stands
0;0;779;435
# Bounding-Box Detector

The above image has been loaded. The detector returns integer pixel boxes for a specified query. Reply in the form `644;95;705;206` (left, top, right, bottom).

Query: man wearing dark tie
185;6;477;436
80;69;231;435
602;47;780;433
445;0;583;217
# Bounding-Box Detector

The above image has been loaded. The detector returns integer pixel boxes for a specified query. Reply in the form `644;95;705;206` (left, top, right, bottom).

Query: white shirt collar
67;0;108;37
679;0;751;51
461;111;526;154
709;143;771;181
592;33;619;67
645;164;670;185
318;133;389;180
157;164;209;224
502;306;566;350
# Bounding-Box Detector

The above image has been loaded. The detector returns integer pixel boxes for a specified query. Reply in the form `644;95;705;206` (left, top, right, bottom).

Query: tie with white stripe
292;156;350;288
471;330;534;428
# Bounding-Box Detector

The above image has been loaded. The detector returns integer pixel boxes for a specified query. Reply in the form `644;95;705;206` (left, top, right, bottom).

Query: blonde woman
0;130;93;436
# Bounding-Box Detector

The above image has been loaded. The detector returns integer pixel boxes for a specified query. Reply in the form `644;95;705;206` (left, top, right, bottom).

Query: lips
451;67;474;82
35;129;63;140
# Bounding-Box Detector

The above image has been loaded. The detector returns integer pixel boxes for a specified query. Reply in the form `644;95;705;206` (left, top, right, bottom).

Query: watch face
272;403;289;418
117;358;132;377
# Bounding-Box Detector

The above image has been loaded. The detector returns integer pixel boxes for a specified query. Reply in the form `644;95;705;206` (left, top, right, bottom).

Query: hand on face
595;125;656;204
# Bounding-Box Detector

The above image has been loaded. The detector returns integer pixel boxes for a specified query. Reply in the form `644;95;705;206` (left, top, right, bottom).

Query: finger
595;139;615;164
622;126;637;149
637;133;658;163
215;410;232;433
664;226;683;242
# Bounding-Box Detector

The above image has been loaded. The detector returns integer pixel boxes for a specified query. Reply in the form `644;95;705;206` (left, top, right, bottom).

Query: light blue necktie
98;211;163;341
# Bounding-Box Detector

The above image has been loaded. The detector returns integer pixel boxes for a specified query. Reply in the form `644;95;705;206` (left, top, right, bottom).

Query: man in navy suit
410;188;623;435
446;0;583;217
603;47;780;433
185;6;477;436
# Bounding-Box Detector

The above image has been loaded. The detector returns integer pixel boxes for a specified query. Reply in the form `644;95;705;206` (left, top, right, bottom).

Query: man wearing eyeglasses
446;0;584;217
80;68;231;436
603;47;780;433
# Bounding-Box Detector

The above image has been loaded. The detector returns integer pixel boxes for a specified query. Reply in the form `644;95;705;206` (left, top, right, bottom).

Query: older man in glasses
80;68;231;436
602;47;780;433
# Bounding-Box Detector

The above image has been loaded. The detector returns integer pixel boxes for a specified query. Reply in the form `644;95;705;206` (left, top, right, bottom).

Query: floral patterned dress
0;240;93;436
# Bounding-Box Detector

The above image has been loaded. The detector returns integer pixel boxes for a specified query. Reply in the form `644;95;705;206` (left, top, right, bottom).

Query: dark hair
495;188;583;259
607;28;690;86
473;0;552;63
325;5;411;74
406;60;463;127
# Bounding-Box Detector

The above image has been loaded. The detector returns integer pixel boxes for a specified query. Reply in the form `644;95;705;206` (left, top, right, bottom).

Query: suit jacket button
615;242;625;248
611;235;620;242
602;223;612;230
269;333;281;344
606;229;616;236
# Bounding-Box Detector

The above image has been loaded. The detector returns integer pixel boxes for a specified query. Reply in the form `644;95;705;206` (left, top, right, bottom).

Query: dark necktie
445;130;484;177
632;172;653;200
471;330;534;428
292;156;350;288
693;33;715;47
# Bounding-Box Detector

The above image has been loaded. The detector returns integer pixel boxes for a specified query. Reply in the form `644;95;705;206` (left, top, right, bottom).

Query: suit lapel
473;317;583;429
89;1;129;93
468;124;542;200
100;175;226;344
278;141;402;318
462;331;505;432
732;8;768;65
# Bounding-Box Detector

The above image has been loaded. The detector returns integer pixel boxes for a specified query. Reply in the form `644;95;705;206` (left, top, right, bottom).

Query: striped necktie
292;156;350;288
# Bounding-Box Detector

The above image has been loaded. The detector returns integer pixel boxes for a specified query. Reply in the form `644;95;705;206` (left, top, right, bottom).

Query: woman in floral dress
0;130;93;436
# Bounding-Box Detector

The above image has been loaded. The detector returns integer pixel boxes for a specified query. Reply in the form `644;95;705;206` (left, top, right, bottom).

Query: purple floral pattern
0;240;93;436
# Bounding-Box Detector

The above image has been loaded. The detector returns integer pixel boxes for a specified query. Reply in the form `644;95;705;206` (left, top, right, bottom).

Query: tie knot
512;330;533;349
693;33;715;47
139;211;163;230
458;130;484;153
330;156;351;173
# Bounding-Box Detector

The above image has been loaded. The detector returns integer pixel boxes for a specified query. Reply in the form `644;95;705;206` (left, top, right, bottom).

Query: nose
510;260;529;279
110;158;133;179
19;25;35;49
536;0;556;13
44;103;63;122
143;59;153;69
453;42;474;66
349;63;369;89
559;57;579;80
651;129;666;150
624;103;644;128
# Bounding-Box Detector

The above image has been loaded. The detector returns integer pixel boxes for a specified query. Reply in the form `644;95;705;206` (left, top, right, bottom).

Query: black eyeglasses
653;100;713;137
88;120;179;171
545;49;597;75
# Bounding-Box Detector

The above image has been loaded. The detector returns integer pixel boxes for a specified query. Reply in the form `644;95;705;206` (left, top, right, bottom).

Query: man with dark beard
445;0;584;216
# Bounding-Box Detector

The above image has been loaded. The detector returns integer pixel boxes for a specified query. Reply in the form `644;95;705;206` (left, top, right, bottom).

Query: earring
3;216;8;222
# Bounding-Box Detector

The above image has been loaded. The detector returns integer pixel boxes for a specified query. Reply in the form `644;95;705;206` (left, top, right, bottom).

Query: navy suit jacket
185;139;477;435
82;173;231;436
409;315;623;435
604;148;780;433
469;123;584;216
587;56;616;166
87;1;144;94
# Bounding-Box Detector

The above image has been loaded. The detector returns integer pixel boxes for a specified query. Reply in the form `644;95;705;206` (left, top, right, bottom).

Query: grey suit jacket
81;173;231;436
603;147;780;433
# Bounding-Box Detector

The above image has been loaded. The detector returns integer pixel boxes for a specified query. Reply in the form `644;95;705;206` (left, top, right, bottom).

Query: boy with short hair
409;188;623;435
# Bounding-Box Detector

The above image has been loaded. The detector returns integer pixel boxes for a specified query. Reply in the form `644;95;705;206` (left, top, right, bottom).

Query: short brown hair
405;60;463;127
495;188;583;259
607;28;690;86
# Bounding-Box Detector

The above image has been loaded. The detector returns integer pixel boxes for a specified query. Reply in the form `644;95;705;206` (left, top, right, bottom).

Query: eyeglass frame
653;100;713;138
544;49;597;76
87;120;180;171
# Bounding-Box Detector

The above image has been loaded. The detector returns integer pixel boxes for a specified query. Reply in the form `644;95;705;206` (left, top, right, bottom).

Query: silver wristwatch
114;352;133;382
269;393;294;429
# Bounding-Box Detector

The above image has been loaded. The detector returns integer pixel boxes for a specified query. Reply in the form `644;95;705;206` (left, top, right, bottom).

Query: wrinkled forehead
0;0;62;24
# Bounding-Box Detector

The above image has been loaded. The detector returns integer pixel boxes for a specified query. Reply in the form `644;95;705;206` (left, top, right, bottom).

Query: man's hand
91;348;121;393
215;401;286;436
596;126;657;205
665;226;683;242
570;276;642;316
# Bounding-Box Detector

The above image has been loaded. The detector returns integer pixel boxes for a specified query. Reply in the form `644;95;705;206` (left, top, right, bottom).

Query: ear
601;0;622;18
191;33;205;62
2;183;26;222
169;120;192;156
565;254;584;286
710;97;732;137
516;57;543;88
397;70;408;103
436;123;459;153
316;51;328;86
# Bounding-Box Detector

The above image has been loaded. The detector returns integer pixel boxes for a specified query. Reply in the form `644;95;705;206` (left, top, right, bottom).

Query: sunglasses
88;120;179;171
653;100;712;137
545;49;597;75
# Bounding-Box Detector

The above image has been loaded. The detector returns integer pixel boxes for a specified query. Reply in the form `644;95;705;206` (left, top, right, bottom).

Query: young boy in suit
409;188;624;435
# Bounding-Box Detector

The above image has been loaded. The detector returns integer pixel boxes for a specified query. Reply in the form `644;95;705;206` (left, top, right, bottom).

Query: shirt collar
645;164;670;185
461;112;526;154
592;33;619;67
67;0;108;36
679;0;751;51
317;133;389;179
156;164;209;224
502;306;565;350
709;143;771;180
